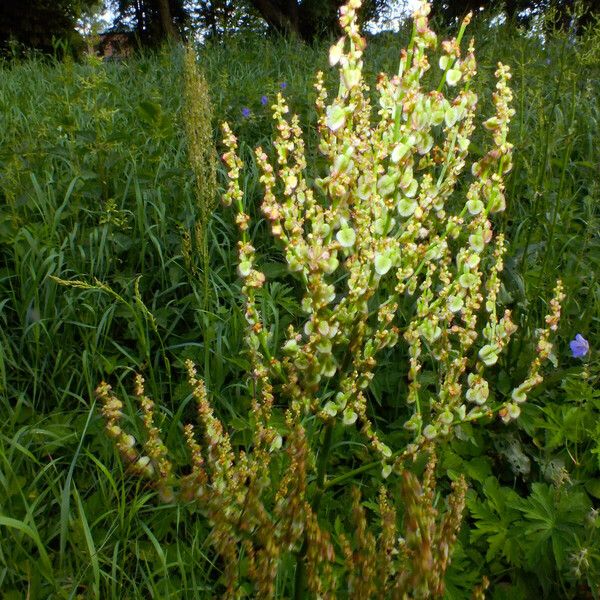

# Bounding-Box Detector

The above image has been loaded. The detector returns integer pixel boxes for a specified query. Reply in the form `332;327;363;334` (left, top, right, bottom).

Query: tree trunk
134;0;146;38
155;0;178;40
297;0;342;41
248;0;344;42
247;0;298;37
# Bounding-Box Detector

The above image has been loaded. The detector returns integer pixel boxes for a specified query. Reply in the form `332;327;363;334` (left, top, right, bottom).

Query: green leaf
513;483;590;571
137;100;162;124
584;479;600;499
0;515;54;582
465;457;492;482
467;478;522;564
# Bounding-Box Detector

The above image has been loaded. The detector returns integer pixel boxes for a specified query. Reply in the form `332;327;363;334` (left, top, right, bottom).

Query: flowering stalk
223;0;562;460
98;1;564;597
182;46;217;305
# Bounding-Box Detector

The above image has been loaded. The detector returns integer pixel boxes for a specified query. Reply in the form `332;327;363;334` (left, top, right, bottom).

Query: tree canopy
245;0;388;42
0;0;99;54
430;0;600;31
192;1;265;40
107;0;187;45
2;0;599;55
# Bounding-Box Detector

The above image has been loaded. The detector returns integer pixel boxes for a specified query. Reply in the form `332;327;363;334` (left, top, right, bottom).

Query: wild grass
0;15;598;598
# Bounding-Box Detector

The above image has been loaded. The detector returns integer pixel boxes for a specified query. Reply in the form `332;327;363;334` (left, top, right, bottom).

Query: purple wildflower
261;95;268;106
241;107;251;118
569;334;589;358
280;82;287;89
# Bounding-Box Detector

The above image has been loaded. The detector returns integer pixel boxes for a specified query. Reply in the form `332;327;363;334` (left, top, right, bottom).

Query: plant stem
324;447;404;490
315;423;334;509
293;422;334;599
293;542;307;600
539;77;576;284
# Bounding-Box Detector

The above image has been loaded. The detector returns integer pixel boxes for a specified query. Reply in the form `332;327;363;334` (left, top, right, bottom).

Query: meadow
0;6;599;598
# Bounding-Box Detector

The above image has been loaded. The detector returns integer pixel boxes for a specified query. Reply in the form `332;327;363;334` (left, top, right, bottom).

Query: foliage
0;0;100;55
106;0;187;44
424;361;600;598
98;0;566;595
0;1;599;598
429;0;600;31
0;47;205;412
191;0;266;40
245;0;389;41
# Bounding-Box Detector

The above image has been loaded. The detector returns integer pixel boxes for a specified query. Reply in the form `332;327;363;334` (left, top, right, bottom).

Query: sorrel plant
98;1;564;596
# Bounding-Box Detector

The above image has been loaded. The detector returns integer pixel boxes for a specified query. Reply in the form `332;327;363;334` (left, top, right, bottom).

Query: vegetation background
0;0;599;598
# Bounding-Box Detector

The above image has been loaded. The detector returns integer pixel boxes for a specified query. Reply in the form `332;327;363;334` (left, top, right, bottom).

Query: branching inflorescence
98;1;564;597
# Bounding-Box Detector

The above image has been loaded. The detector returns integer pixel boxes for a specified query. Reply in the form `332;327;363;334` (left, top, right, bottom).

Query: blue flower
261;95;268;106
280;82;287;89
569;334;589;358
241;107;251;118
